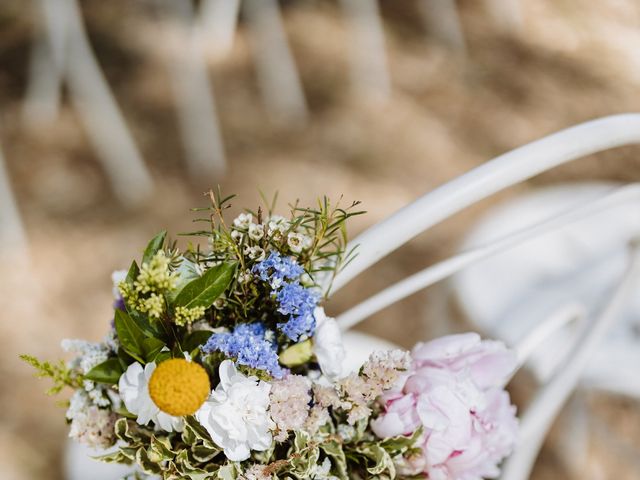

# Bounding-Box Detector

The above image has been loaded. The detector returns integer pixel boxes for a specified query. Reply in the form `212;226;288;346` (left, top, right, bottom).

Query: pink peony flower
371;333;518;480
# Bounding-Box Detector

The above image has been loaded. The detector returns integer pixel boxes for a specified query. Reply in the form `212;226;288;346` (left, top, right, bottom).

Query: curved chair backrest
327;114;640;480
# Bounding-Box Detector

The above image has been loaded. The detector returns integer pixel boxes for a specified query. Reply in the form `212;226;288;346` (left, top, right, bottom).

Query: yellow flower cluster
174;305;206;327
118;251;178;320
148;359;210;416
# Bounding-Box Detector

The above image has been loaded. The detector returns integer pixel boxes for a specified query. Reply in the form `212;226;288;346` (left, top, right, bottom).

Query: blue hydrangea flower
253;251;304;289
276;282;319;341
203;323;287;379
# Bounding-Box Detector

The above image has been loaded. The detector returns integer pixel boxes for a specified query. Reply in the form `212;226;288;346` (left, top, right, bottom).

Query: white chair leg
156;0;227;178
199;0;241;60
500;242;640;480
39;0;153;207
22;26;64;127
244;0;308;126
484;0;523;34
331;114;640;293
0;143;26;257
338;0;391;102
418;0;467;54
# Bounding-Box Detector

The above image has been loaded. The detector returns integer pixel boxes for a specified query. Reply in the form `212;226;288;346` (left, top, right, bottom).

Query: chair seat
451;182;640;396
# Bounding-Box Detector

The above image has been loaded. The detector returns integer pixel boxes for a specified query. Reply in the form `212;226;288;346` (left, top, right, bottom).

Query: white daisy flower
196;360;274;461
118;362;183;432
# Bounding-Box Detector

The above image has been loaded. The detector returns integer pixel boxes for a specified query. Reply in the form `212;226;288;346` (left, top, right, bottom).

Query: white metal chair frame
324;114;640;480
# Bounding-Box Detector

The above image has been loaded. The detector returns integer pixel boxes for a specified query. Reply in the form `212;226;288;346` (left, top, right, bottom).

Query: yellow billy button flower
148;359;210;417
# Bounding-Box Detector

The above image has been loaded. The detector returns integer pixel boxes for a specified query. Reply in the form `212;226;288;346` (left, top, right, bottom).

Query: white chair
329;114;640;479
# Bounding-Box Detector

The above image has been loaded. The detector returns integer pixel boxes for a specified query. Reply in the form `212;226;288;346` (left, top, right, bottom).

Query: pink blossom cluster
371;333;519;480
338;349;411;424
269;374;312;441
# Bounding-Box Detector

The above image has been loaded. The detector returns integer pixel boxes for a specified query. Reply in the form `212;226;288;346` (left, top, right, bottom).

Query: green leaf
136;446;163;474
150;435;176;462
154;350;172;364
127;308;166;340
117;347;135;370
84;357;123;384
358;444;395;477
380;427;423;455
183;330;213;354
191;444;219;463
321;441;349;480
217;463;238;480
142;338;165;361
125;260;139;285
93;450;131;465
142;231;167;266
115;309;146;363
174;262;237;310
184;416;214;444
114;418;140;442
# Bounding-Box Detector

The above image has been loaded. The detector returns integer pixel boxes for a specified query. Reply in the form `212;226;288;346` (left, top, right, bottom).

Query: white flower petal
312;307;346;380
195;360;273;462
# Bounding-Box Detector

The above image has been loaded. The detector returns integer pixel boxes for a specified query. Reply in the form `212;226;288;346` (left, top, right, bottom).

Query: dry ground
1;1;640;478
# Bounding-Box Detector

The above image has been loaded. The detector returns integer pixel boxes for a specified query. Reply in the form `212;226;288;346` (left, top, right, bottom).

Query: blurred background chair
23;0;153;207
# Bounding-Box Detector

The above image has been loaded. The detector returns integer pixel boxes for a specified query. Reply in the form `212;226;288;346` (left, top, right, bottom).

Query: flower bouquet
23;191;518;480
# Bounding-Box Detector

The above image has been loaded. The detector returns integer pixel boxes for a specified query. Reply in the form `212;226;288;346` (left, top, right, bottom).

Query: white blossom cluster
231;213;313;255
337;349;412;425
269;374;312;441
66;390;117;449
61;338;111;375
62;337;116;407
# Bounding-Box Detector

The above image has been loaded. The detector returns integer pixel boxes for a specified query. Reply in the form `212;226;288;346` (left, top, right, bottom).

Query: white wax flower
118;362;183;432
196;360;274;461
287;232;311;253
312;307;346;380
248;223;264;241
233;213;253;229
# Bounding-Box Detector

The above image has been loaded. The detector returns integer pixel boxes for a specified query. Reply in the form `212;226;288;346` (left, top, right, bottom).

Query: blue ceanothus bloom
203;323;286;378
253;252;320;342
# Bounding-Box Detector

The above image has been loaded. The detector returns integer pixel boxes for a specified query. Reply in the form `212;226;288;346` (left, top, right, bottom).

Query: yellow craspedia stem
148;359;210;417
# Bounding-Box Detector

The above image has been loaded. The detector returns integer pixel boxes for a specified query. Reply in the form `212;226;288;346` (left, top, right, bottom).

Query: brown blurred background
1;0;640;478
